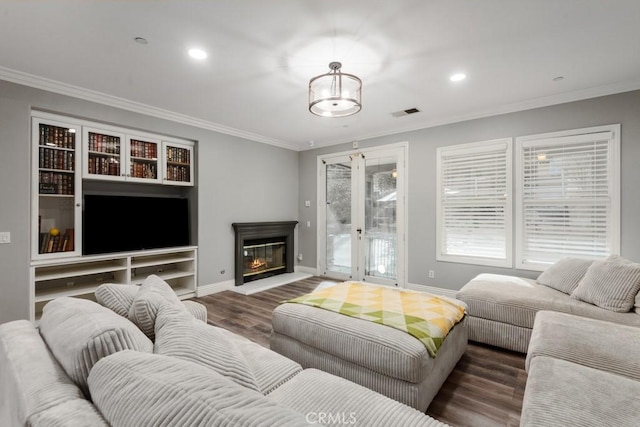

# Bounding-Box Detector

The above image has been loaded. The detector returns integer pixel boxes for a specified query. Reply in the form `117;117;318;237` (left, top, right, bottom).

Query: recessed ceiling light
134;37;148;45
188;48;207;60
450;73;467;82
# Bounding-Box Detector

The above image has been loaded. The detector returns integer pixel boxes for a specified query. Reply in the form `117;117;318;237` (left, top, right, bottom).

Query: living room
1;2;640;426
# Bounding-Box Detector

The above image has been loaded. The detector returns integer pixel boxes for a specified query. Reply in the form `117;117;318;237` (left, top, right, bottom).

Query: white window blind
437;139;512;267
516;126;620;270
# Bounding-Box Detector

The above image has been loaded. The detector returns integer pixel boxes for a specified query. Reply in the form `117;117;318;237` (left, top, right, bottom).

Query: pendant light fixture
309;62;362;117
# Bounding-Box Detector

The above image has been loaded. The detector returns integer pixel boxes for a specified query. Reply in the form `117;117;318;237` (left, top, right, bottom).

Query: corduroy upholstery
522;356;640;427
271;301;467;411
2;292;451;426
0;320;107;427
526;311;640;380
95;282;207;322
457;273;640;352
38;297;153;396
88;351;309;427
268;368;449;427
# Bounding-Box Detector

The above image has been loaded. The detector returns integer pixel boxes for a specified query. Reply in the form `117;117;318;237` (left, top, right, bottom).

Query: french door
318;144;406;287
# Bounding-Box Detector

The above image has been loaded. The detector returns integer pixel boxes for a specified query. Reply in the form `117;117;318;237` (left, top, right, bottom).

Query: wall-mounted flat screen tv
83;194;190;255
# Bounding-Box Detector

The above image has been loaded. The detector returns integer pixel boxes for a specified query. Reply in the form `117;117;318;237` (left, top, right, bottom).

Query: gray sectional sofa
456;257;640;353
456;256;640;426
0;276;447;427
522;311;640;426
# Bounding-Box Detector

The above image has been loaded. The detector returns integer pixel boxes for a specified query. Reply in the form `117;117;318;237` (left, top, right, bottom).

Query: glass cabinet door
32;116;82;259
126;135;162;184
164;141;194;186
82;127;126;181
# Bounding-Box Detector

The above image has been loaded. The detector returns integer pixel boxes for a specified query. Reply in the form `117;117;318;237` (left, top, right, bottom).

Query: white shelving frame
30;246;198;322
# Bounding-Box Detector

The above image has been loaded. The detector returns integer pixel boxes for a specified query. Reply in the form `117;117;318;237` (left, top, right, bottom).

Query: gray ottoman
270;303;467;411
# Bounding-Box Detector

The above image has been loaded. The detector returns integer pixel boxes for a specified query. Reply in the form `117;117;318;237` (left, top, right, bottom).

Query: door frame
316;141;408;287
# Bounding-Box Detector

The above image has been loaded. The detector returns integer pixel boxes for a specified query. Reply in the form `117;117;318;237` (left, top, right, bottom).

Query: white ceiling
1;1;640;151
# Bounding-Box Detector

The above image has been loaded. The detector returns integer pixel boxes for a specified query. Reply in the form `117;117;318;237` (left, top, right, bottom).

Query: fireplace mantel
232;221;298;286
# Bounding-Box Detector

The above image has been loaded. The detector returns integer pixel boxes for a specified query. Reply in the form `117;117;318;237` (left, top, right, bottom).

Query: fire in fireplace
232;221;297;286
243;238;286;283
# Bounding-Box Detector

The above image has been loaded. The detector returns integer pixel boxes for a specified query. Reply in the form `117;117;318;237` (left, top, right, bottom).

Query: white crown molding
300;78;640;151
0;66;299;151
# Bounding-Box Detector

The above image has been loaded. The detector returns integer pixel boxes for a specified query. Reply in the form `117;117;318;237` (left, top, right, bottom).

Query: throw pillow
94;284;139;317
571;260;640;312
39;297;152;397
128;274;184;340
536;258;594;294
154;304;260;392
607;255;640;314
88;351;307;427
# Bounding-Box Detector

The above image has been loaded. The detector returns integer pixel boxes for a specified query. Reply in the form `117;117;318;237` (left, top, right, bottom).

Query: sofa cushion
95;284;138;317
88;351;309;427
128;275;184;340
96;282;207;322
0;320;107;426
39;297;153;396
267;368;447;427
608;255;640;314
456;274;640;329
526;311;640;381
536;257;593;294
154;305;260;392
522;356;640;427
571;260;640;312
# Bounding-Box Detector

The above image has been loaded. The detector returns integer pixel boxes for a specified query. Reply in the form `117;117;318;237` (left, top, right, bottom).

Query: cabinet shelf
34;263;127;281
35;283;103;303
131;269;193;285
88;150;120;157
30;247;197;321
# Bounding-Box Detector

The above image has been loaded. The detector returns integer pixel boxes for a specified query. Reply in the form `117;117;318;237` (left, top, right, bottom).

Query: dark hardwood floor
192;276;527;427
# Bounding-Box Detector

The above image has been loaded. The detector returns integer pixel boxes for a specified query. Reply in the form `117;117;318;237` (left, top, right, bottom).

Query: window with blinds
515;126;620;270
436;139;512;267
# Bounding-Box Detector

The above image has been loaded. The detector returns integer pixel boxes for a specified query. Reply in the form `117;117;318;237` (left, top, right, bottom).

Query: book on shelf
39;228;75;254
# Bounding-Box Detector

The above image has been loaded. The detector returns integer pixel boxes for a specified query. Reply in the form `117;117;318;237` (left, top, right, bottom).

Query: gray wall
0;80;298;324
298;90;640;291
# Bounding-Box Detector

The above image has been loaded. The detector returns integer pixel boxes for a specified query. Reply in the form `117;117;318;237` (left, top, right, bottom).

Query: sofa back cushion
608;255;640;315
536;258;593;294
154;305;260;391
94;284;138;317
88;351;308;426
571;260;640;312
39;297;153;396
128;275;184;340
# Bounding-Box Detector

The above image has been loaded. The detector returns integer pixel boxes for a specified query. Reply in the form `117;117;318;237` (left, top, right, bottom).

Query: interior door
319;145;406;287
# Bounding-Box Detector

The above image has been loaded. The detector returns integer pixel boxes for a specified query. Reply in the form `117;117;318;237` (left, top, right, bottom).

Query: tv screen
83;195;190;255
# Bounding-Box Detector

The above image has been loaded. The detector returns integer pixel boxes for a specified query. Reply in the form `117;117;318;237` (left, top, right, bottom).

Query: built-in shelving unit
30;246;197;321
30;111;198;323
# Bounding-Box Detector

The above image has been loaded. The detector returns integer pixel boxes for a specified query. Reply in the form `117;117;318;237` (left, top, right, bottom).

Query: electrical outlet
297;253;303;261
0;232;10;244
304;200;311;207
307;220;311;228
352;141;358;148
428;270;435;279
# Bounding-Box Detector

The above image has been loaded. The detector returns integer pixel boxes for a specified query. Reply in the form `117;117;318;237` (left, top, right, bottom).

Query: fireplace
232;221;297;285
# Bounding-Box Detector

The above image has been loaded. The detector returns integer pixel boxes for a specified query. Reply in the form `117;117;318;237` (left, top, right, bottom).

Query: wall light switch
306;221;311;228
0;232;10;244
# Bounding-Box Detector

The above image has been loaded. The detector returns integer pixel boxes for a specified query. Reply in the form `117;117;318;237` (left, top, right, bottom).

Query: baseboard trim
406;283;458;298
295;265;318;276
196;280;235;297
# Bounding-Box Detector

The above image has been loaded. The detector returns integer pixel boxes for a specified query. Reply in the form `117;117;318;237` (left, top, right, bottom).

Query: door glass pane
364;156;397;280
326;162;352;275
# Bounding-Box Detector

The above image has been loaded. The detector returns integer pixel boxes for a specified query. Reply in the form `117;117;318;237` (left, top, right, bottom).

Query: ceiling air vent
391;107;420;118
